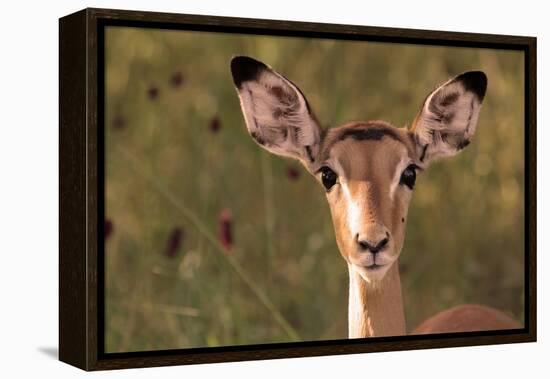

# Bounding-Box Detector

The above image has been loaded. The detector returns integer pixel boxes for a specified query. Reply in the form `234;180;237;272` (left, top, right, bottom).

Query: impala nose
356;232;389;254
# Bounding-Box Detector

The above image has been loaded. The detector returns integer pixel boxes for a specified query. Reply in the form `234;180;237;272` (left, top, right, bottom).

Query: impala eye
400;164;417;190
320;166;338;191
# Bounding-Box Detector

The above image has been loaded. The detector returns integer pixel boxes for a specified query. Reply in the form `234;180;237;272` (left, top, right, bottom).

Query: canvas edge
59;9;89;371
58;7;537;371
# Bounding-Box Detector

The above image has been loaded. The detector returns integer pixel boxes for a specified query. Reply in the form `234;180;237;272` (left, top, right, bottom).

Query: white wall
0;0;546;377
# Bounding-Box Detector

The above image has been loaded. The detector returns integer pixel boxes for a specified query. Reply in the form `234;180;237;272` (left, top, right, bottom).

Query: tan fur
348;262;406;337
321;122;519;337
318;122;416;278
413;304;521;334
231;57;520;339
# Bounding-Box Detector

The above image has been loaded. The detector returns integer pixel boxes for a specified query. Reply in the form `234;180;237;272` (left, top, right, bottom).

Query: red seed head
170;71;185;88
165;227;184;258
147;86;159;100
218;209;233;253
112;115;126;129
209;117;221;133
287;166;300;181
104;219;113;241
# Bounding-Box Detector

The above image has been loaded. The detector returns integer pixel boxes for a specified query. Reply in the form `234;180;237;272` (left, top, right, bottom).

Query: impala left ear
410;71;487;164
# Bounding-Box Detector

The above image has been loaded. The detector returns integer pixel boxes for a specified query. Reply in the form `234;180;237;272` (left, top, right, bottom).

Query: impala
230;56;520;338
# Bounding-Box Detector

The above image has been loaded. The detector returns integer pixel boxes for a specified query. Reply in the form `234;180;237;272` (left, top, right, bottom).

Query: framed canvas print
59;8;537;371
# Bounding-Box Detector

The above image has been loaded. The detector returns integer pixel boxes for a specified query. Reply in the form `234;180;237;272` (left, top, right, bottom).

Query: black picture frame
59;7;537;371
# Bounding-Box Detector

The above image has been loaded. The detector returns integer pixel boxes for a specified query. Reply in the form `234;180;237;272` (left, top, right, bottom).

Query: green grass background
104;26;525;352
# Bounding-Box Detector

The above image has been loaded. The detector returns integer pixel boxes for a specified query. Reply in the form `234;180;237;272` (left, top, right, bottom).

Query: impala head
230;56;487;285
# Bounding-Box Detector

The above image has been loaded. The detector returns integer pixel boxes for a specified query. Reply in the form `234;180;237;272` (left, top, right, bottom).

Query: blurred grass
104;26;525;352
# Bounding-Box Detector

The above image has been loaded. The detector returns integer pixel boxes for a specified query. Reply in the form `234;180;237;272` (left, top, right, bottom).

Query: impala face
230;56;487;284
317;122;418;282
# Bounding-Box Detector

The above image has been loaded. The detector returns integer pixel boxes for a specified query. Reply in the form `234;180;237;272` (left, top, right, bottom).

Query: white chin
353;263;393;284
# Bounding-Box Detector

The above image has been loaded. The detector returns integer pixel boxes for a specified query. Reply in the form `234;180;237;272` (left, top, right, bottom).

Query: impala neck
348;262;406;338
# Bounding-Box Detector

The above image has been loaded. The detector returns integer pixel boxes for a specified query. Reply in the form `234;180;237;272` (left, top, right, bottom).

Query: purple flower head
209;117;221;133
147;86;159;100
104;219;113;241
170;71;185;88
287;166;300;181
112;115;126;130
218;209;233;253
165;227;184;258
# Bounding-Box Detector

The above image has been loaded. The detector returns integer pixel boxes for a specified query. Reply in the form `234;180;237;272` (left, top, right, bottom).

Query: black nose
356;234;389;254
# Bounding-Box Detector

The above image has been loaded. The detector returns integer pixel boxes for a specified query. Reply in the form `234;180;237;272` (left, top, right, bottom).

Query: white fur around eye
327;158;360;238
341;181;361;239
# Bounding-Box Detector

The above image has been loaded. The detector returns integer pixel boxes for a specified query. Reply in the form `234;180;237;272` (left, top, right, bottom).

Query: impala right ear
410;71;487;165
230;56;322;165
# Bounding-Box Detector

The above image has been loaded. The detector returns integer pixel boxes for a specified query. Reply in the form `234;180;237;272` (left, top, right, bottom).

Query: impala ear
230;56;322;165
410;71;487;165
